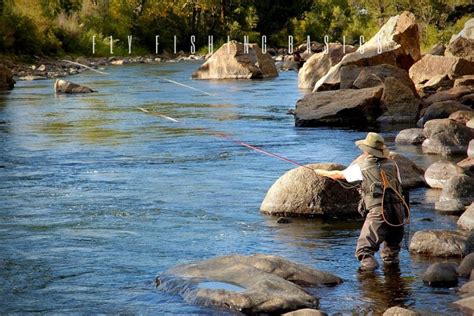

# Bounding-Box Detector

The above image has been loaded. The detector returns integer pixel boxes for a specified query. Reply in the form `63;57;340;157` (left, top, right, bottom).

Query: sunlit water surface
0;62;463;315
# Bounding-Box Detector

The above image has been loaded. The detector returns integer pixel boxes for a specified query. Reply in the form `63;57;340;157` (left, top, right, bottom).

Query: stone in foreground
422;262;458;287
54;79;95;94
260;163;359;217
192;41;277;79
156;254;342;314
409;230;472;257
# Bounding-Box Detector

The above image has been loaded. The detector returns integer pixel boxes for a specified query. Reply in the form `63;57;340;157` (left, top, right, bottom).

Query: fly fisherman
314;132;408;271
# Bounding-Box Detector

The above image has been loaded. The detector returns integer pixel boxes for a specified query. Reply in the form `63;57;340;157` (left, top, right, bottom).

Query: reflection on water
0;62;465;314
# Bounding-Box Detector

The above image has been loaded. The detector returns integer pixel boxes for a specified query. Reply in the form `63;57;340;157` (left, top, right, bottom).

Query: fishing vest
359;156;402;211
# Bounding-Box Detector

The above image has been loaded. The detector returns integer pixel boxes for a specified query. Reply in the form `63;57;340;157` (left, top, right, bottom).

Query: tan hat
355;132;389;158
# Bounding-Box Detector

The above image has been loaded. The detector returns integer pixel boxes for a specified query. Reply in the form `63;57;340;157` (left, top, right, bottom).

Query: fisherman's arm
313;169;346;180
314;162;362;182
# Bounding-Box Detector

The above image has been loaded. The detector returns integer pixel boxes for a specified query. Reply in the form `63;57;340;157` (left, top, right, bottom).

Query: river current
0;61;462;315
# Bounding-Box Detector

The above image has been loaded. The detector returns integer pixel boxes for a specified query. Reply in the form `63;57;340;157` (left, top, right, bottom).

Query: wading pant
355;206;404;261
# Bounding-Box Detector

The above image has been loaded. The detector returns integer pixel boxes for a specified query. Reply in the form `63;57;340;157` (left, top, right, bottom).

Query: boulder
298;43;355;89
420;74;453;94
453;296;474;315
340;64;416;93
418;100;471;125
395;128;426;145
0;64;15;90
192;41;278;79
409;55;474;86
376;77;421;123
54;79;95;94
458;203;474;231
156;254;342;314
422;119;474;155
458;253;474;277
422;262;458;287
260;163;360;217
424;86;474;105
424;160;465;189
436;175;474;212
409;230;472;257
282;309;328;316
454;75;474;88
449;110;474;125
388;152;426;189
383;307;420;316
314;11;420;91
294;86;383;127
446;18;474;61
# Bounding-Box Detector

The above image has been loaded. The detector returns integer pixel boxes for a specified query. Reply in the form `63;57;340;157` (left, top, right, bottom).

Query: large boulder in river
446;18;474;62
458;203;474;231
294;86;383;127
395;128;426;145
409;229;473;257
260;163;359;217
422;262;458;287
421;119;474;156
192;41;277;79
424;160;465;189
418;100;471;126
54;79;95;94
0;64;15;90
376;77;421;123
409;54;474;86
435;175;474;212
298;43;355;89
389;152;426;188
156;254;342;314
314;11;420;91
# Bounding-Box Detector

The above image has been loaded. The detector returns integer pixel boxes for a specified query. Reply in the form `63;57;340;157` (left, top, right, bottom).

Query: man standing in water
314;132;407;271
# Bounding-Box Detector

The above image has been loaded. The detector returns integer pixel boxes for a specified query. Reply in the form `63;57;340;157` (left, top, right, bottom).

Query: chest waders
360;157;410;227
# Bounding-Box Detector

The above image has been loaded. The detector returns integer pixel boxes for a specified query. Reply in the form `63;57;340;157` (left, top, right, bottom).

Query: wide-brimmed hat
355;132;389;158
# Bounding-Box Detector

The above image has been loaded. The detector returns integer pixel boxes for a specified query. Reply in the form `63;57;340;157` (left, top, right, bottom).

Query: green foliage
0;0;472;56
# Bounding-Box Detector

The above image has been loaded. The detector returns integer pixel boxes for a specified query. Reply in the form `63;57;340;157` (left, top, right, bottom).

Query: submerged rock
260;163;359;217
422;262;458;287
192;41;277;79
294;87;383;127
395;128;426;145
409;230;472;257
156;254;342;314
54;79;95;94
314;11;420;91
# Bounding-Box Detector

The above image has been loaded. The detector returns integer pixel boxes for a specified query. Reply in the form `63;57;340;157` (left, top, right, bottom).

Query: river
0;61;463;315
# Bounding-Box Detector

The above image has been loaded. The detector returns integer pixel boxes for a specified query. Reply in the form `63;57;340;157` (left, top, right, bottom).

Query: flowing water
0;61;464;315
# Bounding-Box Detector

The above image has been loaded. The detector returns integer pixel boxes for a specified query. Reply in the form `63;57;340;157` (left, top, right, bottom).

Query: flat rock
422;119;474;156
425;86;474;105
409;229;472;257
422;262;458;287
383;306;420;316
294;87;383;127
376;77;421;123
395;128;426;145
298;43;355;89
314;11;420;91
458;203;474;231
192;41;278;79
156;254;342;314
389;152;426;188
419;100;471;125
424;160;465;189
54;79;95;94
260;163;359;217
459;253;474;277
